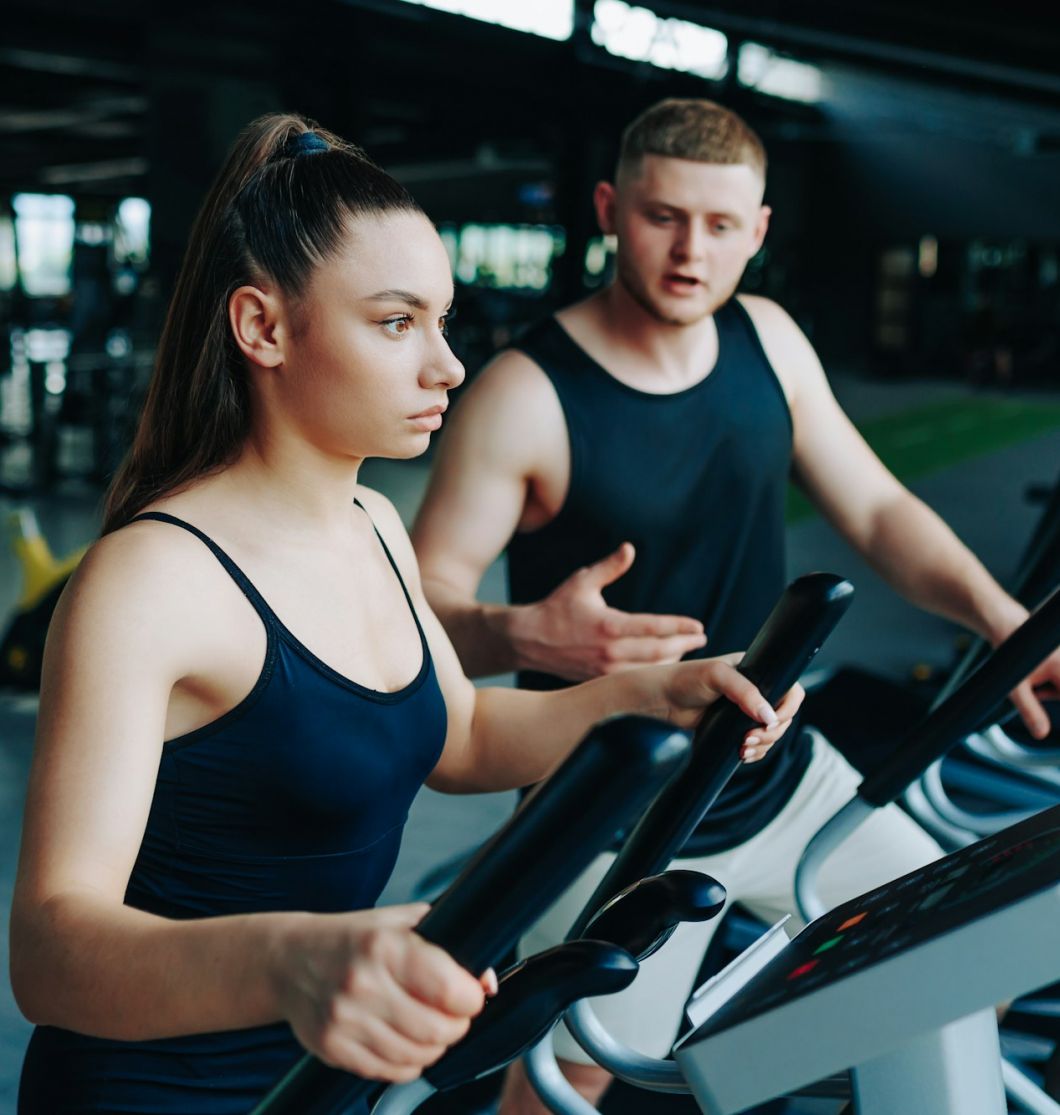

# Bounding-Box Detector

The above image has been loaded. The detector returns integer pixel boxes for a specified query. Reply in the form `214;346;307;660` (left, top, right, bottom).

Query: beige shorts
518;729;943;1063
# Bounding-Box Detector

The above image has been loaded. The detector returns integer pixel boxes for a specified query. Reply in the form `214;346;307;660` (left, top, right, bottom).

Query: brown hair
102;113;421;534
617;98;766;182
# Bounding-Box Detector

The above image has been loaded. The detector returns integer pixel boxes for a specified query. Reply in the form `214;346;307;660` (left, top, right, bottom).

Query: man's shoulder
734;293;793;337
467;336;561;410
734;295;827;409
441;341;566;475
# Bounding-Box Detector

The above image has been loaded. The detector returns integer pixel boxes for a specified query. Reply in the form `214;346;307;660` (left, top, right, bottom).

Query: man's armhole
735;294;797;427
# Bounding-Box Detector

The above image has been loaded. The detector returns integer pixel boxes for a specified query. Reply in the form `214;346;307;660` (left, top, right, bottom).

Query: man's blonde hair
617;98;766;182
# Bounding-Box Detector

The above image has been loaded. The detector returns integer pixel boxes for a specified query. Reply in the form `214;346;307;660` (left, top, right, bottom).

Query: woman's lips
408;404;446;431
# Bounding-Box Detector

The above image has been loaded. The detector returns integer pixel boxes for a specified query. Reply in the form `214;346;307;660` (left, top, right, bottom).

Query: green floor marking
787;396;1060;524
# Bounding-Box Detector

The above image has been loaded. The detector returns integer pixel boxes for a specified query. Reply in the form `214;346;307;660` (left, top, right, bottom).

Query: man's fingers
600;633;709;669
580;542;637;590
1011;681;1052;741
599;610;705;639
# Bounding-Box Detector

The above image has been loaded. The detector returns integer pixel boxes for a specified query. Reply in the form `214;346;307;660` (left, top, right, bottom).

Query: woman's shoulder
56;516;242;662
354;485;404;531
355;485;420;583
86;513;219;591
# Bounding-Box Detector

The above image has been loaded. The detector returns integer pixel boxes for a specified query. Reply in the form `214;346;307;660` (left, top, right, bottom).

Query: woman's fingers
773;683;805;722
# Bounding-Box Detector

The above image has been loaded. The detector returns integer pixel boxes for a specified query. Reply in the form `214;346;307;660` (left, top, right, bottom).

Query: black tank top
19;505;448;1114
507;299;810;853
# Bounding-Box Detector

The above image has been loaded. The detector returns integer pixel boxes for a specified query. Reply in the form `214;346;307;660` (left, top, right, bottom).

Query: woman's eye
650;212;672;224
439;315;450;337
382;315;414;337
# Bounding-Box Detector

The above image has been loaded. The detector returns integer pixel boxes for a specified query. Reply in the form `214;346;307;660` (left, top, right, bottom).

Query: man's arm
743;295;1059;736
412;349;705;680
411;349;555;677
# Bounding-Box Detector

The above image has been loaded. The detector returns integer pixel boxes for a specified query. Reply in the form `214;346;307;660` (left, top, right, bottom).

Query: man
411;98;1060;1112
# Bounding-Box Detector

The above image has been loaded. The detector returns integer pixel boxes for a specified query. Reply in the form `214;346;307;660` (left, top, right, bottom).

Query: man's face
598;155;770;326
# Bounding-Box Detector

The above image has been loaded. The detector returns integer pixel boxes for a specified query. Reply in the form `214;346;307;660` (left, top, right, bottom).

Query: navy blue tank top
19;506;448;1114
507;299;810;853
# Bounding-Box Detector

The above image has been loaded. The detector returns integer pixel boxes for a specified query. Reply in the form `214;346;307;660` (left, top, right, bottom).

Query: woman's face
274;210;465;462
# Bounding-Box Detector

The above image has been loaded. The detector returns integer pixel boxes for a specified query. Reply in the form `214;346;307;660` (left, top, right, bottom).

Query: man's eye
382;315;414;336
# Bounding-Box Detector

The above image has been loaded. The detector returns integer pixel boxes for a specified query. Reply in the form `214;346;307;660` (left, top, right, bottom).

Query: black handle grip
569;572;854;935
425;941;638;1092
250;715;690;1114
581;870;726;963
859;583;1060;807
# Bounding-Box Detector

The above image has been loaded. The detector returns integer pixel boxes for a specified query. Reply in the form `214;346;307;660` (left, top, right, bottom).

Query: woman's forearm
11;891;303;1040
432;657;785;795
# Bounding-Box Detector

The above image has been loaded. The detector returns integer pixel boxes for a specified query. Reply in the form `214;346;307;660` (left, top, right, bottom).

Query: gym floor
1;372;1058;1112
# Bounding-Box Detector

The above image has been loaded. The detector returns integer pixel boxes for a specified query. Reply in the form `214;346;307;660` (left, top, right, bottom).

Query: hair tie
283;131;330;158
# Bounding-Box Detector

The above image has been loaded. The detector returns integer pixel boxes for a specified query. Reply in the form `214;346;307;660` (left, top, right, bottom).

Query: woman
10;115;801;1113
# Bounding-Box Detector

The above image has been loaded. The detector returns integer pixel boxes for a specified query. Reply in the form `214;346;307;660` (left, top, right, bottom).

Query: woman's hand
274;903;494;1082
638;653;805;763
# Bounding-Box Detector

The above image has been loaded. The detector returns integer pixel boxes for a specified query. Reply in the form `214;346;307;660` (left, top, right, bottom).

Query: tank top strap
516;317;599;395
128;511;279;628
351;498;428;647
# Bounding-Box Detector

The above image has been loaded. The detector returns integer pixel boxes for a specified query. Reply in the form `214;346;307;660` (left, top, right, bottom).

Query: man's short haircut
617;98;767;183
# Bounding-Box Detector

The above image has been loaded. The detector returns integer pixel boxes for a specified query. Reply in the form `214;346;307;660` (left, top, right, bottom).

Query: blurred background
1;1;1060;1109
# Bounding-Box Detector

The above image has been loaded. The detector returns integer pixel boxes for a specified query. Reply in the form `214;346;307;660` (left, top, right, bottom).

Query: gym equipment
678;804;1060;1115
518;585;1060;1114
518;572;854;1108
373;870;725;1115
793;581;1060;1113
570;571;855;929
0;508;83;690
796;580;1060;922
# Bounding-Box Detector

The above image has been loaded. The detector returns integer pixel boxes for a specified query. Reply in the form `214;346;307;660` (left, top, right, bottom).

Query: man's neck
560;284;721;393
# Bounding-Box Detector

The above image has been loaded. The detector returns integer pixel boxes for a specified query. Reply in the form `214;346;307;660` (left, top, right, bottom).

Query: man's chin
654;296;719;327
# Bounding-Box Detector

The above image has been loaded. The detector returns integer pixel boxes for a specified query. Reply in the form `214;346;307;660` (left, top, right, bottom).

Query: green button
814;936;843;955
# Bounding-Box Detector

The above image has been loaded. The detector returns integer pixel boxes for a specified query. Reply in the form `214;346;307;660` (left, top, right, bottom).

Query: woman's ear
229;285;285;369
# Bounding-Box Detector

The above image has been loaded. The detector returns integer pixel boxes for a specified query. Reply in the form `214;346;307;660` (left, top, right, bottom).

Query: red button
786;959;820;981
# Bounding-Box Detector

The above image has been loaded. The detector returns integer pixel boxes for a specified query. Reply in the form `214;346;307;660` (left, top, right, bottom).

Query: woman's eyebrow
363;289;428;309
362;289;456;310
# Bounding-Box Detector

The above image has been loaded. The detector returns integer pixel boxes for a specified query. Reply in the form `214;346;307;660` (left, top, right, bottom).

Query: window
738;42;827;104
115;197;151;266
441;222;565;290
12;194;75;297
398;0;573;41
591;0;728;79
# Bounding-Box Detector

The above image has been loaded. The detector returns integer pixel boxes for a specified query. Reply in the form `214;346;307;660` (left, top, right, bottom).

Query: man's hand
990;604;1060;740
510;542;707;681
1010;648;1060;740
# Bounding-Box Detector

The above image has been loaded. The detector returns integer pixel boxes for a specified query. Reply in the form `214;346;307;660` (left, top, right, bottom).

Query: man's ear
229;285;285;369
751;205;772;255
593;180;618;235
